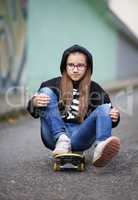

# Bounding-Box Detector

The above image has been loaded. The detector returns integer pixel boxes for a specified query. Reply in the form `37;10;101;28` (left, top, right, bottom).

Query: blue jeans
39;87;112;151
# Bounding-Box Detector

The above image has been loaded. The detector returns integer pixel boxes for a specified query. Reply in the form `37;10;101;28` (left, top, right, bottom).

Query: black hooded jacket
27;45;120;128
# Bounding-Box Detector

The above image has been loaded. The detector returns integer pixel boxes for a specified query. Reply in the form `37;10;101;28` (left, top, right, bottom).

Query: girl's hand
109;107;120;122
32;94;51;107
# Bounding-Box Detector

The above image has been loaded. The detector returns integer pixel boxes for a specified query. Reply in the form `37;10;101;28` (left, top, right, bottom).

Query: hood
60;44;93;75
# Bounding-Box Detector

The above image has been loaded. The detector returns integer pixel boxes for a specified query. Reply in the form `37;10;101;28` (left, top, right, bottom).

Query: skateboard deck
53;153;85;171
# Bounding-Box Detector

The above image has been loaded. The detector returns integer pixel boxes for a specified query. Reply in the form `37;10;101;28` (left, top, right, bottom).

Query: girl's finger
38;99;50;103
38;100;50;105
37;97;51;101
112;119;117;122
109;111;119;116
110;113;118;117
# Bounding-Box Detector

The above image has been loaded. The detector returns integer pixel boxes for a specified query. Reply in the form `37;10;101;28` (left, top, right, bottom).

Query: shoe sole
93;137;120;167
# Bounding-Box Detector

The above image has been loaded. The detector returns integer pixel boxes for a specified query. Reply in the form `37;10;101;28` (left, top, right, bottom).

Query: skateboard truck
53;153;85;171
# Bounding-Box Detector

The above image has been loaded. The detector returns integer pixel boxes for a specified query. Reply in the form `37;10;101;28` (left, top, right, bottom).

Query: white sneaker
93;136;120;167
52;134;71;156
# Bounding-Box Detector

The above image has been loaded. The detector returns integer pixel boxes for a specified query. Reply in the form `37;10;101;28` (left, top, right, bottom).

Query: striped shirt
62;88;80;122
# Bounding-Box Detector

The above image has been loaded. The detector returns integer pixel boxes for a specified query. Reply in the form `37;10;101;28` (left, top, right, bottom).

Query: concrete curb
103;77;138;93
0;77;138;119
0;92;28;120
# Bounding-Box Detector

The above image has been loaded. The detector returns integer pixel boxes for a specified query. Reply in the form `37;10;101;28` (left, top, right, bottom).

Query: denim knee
95;103;111;116
39;87;58;103
39;87;54;97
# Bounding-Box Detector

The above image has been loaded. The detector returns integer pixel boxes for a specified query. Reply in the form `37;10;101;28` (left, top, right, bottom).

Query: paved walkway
0;88;138;200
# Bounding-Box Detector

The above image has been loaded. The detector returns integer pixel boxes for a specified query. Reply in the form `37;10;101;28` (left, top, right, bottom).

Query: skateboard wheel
53;163;60;171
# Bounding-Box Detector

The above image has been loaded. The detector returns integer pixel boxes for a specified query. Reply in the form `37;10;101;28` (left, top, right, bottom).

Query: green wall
27;0;118;92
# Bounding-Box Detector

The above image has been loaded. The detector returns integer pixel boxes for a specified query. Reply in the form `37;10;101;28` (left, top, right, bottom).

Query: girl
27;44;120;167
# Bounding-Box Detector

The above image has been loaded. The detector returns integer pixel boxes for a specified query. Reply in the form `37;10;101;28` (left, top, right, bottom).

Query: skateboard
53;153;85;171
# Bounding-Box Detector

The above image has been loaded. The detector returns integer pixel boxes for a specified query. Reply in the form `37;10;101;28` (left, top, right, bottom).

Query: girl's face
66;52;87;81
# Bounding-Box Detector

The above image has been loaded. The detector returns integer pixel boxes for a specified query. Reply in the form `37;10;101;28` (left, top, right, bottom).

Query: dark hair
59;44;92;122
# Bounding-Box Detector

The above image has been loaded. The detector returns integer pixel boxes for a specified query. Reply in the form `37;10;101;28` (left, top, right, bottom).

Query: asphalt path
0;88;138;200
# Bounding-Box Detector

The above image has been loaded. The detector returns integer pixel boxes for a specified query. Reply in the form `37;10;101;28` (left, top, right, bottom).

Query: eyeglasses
67;63;87;71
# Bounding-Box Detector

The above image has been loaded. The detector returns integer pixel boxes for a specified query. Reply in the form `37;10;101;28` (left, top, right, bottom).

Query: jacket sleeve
27;77;61;118
102;89;120;128
27;97;41;118
91;81;120;128
27;82;45;118
103;87;120;128
112;112;120;128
